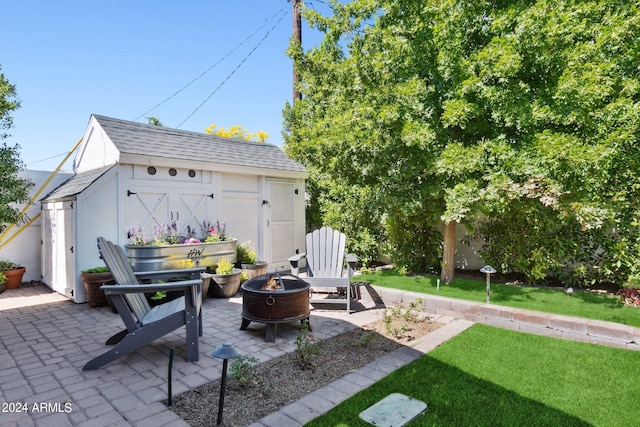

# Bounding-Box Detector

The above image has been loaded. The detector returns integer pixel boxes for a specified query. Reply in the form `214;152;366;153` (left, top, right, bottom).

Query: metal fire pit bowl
240;273;311;342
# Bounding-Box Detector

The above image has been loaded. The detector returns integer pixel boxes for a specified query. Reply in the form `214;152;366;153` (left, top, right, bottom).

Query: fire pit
240;273;310;342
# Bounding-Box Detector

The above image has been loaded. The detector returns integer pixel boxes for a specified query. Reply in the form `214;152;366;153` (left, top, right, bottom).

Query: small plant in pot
0;260;26;290
206;258;242;298
80;266;113;308
236;241;268;281
0;271;8;294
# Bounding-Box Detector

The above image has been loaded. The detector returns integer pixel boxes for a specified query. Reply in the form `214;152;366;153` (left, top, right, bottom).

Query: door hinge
127;190;137;197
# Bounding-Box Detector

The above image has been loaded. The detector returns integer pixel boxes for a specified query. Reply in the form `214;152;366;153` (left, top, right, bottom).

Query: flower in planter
153;220;181;245
237;241;258;264
203;219;228;242
0;272;7;283
215;258;235;275
126;218;232;246
126;223;149;245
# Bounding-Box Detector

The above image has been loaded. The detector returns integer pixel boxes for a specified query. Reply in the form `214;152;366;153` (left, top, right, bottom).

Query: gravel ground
169;313;442;427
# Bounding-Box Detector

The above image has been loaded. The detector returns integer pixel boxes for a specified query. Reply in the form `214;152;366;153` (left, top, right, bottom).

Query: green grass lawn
355;270;640;327
306;324;640;427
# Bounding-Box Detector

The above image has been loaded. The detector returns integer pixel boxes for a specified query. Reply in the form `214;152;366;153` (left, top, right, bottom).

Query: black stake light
211;343;241;425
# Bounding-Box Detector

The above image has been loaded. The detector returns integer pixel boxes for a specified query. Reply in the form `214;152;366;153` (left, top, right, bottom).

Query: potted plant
0;260;26;290
80;266;113;307
0;272;7;294
205;258;242;298
236;241;268;281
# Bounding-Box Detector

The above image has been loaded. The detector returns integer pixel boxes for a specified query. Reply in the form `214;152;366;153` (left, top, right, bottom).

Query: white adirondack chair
288;226;358;312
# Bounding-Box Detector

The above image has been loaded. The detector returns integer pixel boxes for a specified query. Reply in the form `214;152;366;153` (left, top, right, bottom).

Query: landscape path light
211;343;241;425
480;265;497;303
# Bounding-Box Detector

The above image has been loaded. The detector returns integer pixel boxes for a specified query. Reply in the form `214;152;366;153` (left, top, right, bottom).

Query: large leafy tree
0;65;32;235
284;0;640;286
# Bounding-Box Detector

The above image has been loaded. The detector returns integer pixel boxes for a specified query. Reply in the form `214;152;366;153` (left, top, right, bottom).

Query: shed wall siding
74;120;119;173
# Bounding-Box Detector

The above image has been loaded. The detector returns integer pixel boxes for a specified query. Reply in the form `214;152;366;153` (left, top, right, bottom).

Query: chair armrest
134;267;205;282
345;254;358;278
101;279;201;295
288;253;307;276
288;253;307;263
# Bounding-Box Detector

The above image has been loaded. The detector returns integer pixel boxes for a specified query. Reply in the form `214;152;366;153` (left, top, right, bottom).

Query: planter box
81;272;114;307
238;261;268;281
203;269;242;298
126;239;237;272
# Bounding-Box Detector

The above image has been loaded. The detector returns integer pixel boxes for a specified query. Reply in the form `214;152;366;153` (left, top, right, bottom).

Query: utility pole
292;0;302;102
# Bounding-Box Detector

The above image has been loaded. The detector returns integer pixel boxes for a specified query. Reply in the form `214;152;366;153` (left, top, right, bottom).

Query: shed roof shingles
43;165;114;200
93;115;306;173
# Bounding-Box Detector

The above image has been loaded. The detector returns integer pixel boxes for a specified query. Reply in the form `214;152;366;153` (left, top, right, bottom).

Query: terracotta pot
81;272;113;307
4;267;26;289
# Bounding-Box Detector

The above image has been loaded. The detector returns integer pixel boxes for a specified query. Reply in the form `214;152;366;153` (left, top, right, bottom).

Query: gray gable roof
92;115;306;174
43;165;114;201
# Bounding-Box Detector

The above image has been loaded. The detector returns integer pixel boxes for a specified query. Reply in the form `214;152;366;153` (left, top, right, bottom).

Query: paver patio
1;280;636;426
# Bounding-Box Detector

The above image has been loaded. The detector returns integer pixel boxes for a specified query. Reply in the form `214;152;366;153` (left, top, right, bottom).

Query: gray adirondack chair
288;226;358;312
82;237;205;371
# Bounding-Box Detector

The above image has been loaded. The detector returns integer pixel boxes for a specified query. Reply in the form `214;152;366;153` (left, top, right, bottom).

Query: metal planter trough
125;239;237;272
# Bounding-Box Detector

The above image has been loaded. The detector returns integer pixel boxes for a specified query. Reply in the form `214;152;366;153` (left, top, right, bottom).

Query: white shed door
125;182;215;238
265;179;296;267
42;201;76;300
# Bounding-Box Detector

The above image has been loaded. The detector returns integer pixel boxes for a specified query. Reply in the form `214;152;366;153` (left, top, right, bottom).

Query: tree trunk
441;221;456;284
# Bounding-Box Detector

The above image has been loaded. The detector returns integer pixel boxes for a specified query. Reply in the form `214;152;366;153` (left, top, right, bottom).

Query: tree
205;124;268;143
284;0;640;286
0;66;33;234
146;116;163;126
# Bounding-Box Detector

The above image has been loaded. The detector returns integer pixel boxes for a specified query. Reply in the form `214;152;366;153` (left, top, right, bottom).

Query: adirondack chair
82;237;205;371
288;226;358;312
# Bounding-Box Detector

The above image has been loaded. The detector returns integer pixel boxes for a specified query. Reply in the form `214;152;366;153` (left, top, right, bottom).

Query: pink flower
184;237;201;244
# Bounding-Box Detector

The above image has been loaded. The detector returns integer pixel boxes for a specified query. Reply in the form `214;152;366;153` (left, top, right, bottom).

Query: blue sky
2;1;330;171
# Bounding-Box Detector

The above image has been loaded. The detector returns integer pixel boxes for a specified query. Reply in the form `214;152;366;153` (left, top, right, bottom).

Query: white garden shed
41;114;308;303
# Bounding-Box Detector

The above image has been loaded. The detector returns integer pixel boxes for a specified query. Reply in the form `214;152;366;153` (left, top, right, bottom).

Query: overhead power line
26;151;70;166
134;6;289;122
175;6;289;129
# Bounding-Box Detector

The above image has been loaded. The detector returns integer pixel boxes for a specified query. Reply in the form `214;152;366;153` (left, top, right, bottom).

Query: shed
41;114;308;303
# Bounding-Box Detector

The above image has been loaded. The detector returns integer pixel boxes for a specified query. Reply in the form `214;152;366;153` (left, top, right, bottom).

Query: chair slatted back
306;227;346;278
97;237;151;320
